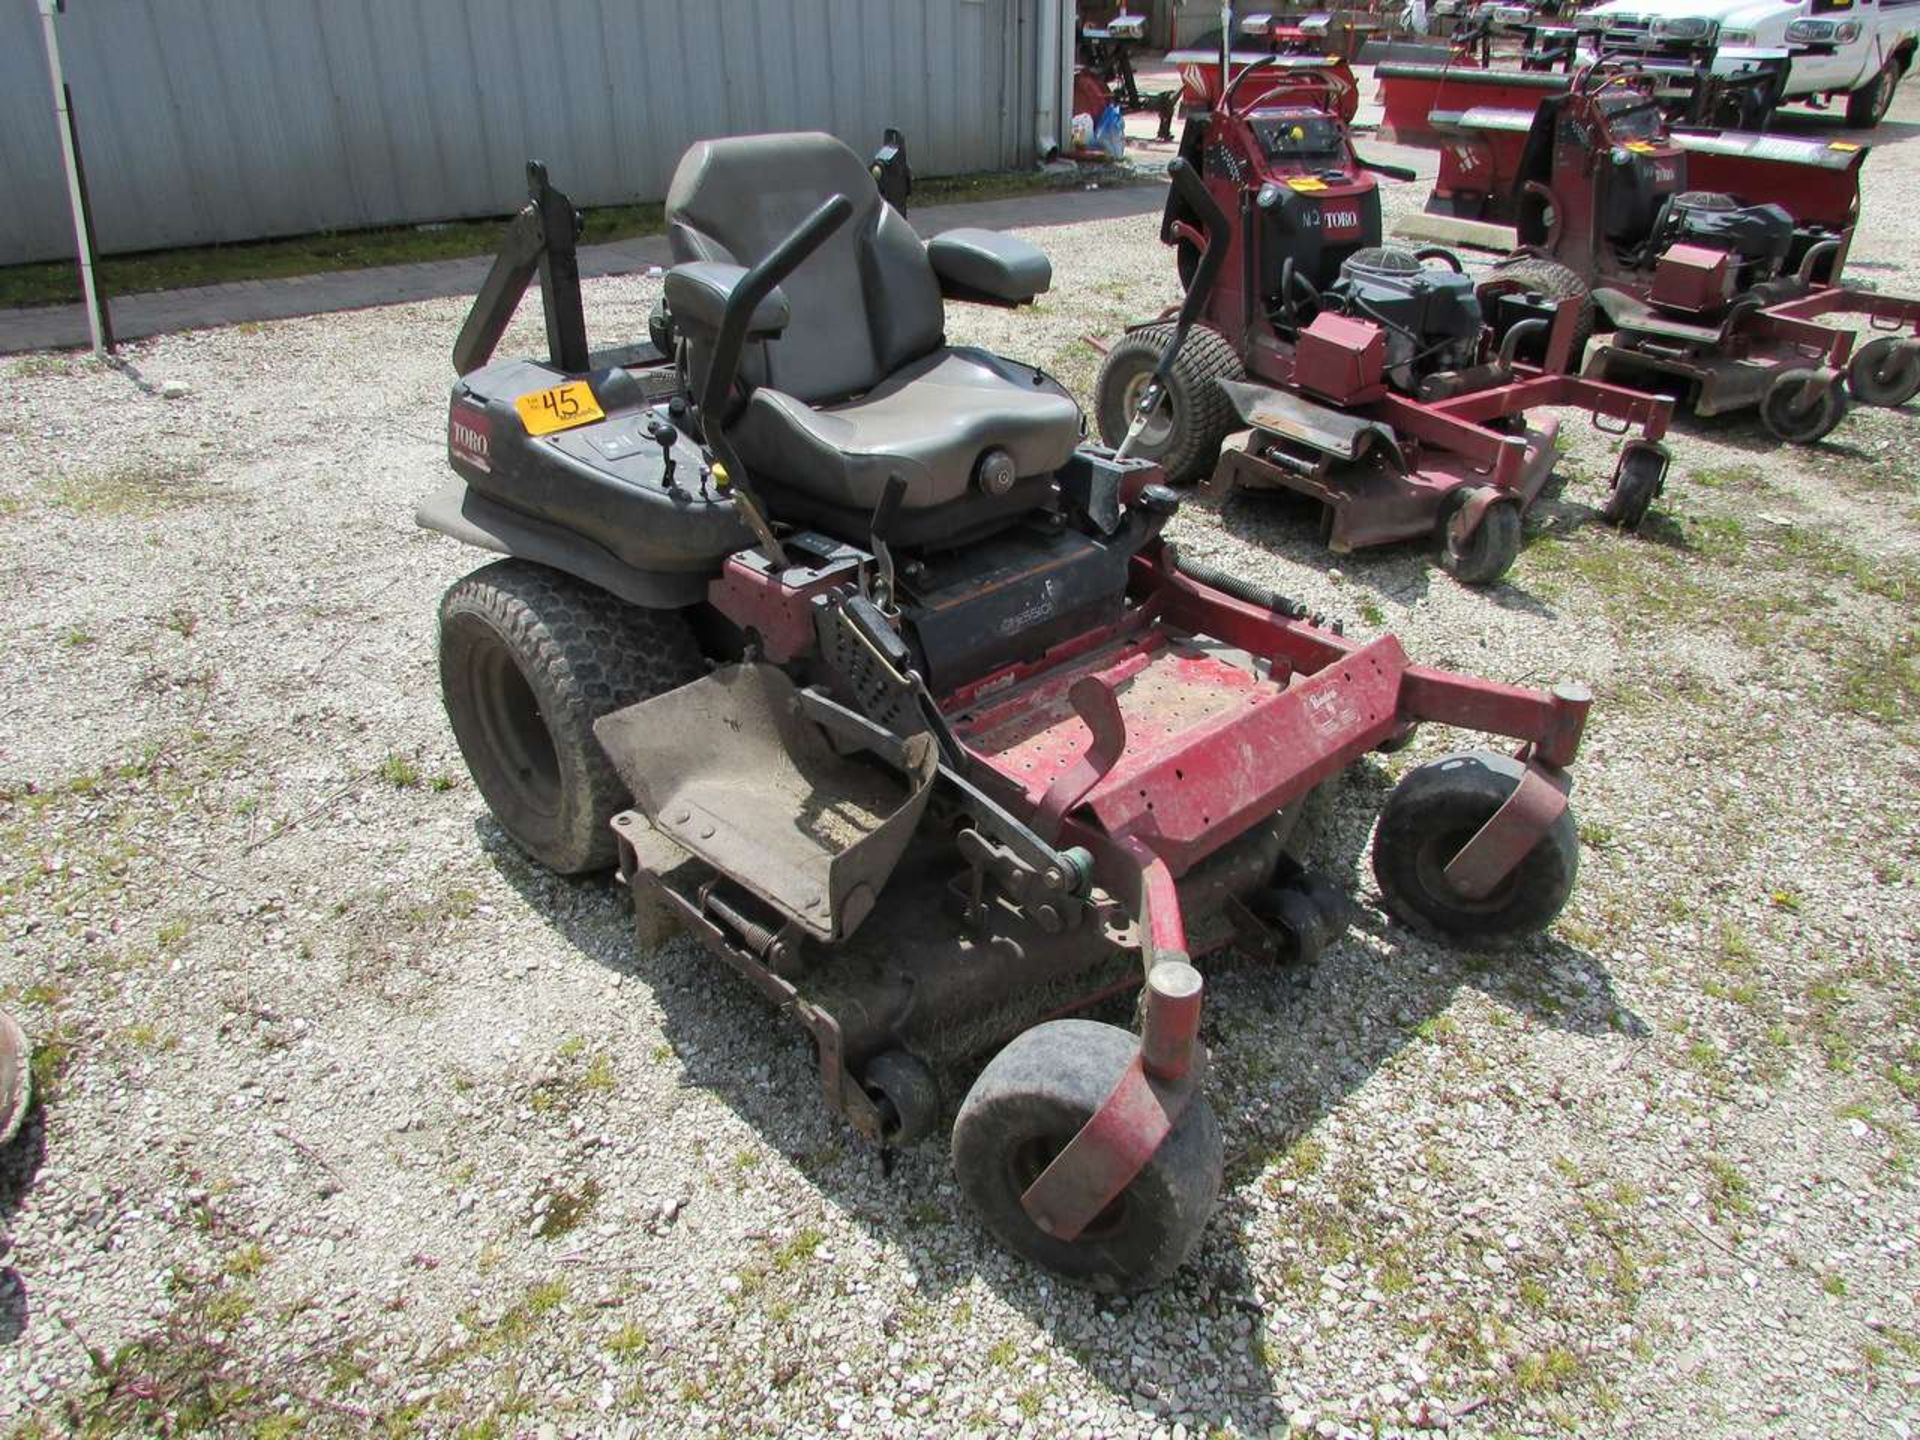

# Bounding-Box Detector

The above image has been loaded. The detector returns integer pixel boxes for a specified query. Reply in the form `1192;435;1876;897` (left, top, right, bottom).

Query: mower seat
665;133;1081;521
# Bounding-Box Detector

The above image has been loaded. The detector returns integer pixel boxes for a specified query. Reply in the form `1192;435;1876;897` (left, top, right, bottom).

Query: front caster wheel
1603;444;1666;531
1438;494;1522;586
859;1050;941;1146
1846;335;1920;408
439;560;703;874
952;1020;1222;1293
1761;368;1849;445
1372;750;1579;945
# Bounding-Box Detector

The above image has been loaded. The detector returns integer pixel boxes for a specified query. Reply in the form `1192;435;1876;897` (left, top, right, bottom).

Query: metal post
38;0;109;356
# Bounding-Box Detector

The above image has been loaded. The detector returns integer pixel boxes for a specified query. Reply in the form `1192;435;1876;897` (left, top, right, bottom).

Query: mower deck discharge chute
421;135;1596;1291
1377;59;1920;443
1095;59;1675;583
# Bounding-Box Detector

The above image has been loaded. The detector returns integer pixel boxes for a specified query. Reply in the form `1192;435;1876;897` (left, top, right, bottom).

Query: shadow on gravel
1209;484;1569;622
0;1104;49;1346
480;751;1644;1432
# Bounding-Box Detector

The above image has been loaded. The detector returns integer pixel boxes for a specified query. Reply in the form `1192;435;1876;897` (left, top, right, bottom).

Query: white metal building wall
0;0;1069;265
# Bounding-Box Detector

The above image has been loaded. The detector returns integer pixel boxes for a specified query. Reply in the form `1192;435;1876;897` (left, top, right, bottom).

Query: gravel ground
2;83;1918;1440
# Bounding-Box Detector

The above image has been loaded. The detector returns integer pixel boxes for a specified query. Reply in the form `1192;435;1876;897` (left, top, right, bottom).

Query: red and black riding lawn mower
1094;61;1675;584
421;135;1599;1291
1378;59;1920;442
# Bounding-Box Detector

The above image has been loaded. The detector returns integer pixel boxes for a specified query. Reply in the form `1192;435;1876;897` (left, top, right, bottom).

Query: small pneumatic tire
1846;335;1920;408
1093;323;1245;486
1760;369;1849;445
1438;493;1523;586
952;1019;1222;1293
1372;749;1579;945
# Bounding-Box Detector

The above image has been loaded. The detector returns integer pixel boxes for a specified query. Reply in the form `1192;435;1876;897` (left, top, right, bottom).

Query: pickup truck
1580;0;1920;125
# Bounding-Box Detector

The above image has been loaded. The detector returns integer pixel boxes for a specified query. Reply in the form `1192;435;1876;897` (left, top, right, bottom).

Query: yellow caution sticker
515;380;604;436
1828;141;1862;152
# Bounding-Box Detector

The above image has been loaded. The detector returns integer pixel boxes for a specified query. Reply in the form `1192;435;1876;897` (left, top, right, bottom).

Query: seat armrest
926;229;1052;306
663;261;791;338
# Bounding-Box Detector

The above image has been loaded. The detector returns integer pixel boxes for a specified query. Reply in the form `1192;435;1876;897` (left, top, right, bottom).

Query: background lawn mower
419;134;1600;1291
1093;53;1675;584
1378;58;1920;443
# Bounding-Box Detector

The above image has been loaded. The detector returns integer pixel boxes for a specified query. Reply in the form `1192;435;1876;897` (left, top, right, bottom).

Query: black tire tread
1093;322;1245;485
1371;750;1579;945
439;559;702;874
952;1019;1222;1293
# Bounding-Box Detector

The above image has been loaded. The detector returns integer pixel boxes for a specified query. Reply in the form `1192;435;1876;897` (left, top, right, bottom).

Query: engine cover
1327;249;1483;388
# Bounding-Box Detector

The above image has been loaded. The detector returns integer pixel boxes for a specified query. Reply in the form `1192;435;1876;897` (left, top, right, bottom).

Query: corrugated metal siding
0;0;1052;265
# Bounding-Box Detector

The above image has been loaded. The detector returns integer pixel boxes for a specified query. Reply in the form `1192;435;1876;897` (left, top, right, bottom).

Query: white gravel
1;82;1917;1440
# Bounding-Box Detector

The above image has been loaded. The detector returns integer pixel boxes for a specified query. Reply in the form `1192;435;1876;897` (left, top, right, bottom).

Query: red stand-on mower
420;136;1599;1290
1378;59;1920;442
1094;59;1675;583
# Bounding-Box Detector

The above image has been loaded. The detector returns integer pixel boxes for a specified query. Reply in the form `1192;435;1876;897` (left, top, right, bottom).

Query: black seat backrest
665;133;946;406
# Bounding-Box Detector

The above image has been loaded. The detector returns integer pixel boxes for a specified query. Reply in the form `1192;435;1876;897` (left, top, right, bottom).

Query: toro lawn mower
1094;58;1675;583
1377;58;1920;442
420;135;1599;1291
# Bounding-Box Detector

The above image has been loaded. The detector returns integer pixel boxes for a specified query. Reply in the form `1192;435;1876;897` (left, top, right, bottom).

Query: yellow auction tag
1287;176;1328;192
515;380;604;436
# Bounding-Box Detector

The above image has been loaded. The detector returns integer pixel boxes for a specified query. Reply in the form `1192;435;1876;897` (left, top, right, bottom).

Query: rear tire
1094;323;1244;485
952;1020;1222;1293
1480;257;1594;372
439;560;703;874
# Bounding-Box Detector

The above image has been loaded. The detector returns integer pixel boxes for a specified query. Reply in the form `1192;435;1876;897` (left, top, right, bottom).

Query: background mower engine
1095;59;1675;585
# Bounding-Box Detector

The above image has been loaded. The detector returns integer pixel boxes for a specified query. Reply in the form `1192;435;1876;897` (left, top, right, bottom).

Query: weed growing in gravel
55;458;213;517
531;1178;600;1239
1704;1155;1753;1225
773;1228;824;1271
378;753;423;788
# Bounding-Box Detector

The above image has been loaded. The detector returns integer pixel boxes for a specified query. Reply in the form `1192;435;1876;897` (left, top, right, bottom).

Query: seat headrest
667;133;882;263
664;132;945;406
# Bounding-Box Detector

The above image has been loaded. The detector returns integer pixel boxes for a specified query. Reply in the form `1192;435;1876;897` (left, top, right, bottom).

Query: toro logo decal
449;399;491;473
1653;163;1677;186
1316;207;1364;239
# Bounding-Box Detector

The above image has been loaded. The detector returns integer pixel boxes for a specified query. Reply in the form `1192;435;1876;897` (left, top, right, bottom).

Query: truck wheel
1094;323;1244;486
1479;257;1593;372
1760;369;1850;444
1438;493;1523;586
1845;61;1900;128
439;560;703;874
1372;750;1579;944
952;1019;1222;1293
1846;335;1920;407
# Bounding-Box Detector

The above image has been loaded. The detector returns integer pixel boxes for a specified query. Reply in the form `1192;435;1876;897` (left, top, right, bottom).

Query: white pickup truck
1580;0;1920;125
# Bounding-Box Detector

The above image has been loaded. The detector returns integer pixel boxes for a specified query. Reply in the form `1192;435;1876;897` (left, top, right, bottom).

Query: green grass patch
54;459;213;517
0;168;1077;310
